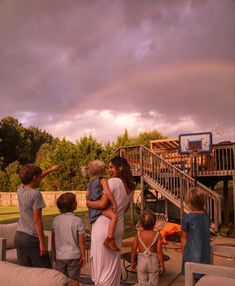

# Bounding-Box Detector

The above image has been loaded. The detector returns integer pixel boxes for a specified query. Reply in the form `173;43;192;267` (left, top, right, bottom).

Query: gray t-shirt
16;184;45;237
52;212;85;260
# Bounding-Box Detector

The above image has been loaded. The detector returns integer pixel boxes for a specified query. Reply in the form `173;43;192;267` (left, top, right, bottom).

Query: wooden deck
117;145;223;231
150;140;235;178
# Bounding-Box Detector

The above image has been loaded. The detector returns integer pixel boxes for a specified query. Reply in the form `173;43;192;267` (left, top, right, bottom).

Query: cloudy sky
0;0;234;144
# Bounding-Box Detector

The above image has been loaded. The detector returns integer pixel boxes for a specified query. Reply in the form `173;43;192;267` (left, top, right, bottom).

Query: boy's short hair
185;187;206;211
139;210;156;230
87;160;105;177
57;192;76;213
19;164;42;185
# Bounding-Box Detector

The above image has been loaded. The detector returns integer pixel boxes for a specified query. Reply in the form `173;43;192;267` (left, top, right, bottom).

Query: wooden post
233;175;235;231
223;180;229;225
164;198;168;217
140;176;144;213
140;147;144;213
130;198;134;223
180;176;184;225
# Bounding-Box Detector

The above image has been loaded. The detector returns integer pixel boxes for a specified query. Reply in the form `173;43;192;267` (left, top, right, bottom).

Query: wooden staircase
116;145;222;231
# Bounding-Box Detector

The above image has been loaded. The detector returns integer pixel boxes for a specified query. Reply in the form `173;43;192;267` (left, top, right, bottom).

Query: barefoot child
52;192;86;286
131;210;165;286
86;160;119;251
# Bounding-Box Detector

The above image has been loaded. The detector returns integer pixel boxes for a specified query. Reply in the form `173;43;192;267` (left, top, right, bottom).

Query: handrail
116;145;222;230
150;142;235;176
116;145;221;198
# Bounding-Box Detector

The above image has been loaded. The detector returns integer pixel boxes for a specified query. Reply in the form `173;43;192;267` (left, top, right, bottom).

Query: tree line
0;116;165;192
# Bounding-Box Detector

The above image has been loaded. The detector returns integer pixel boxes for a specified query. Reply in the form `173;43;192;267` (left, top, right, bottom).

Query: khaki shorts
55;259;80;280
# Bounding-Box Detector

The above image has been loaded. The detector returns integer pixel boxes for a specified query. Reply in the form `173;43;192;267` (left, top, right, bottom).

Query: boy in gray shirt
52;192;86;286
15;163;59;268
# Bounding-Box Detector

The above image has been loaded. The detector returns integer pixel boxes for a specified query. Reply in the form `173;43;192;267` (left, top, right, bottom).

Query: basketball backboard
178;132;212;154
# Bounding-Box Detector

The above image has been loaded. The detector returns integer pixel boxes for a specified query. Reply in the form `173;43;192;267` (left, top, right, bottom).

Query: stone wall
0;190;141;208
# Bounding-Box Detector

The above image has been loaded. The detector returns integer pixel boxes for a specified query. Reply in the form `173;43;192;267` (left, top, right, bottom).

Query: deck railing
151;142;235;177
116;145;222;230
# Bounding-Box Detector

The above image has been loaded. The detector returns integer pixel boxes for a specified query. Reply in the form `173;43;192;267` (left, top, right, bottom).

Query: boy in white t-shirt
52;192;86;286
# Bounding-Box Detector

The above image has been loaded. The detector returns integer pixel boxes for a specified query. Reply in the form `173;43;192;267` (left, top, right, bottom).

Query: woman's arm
86;193;109;209
181;230;188;253
131;235;138;271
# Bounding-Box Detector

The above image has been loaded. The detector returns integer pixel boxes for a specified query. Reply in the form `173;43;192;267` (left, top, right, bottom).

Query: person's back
131;210;165;286
181;188;211;281
15;163;59;268
137;229;159;254
52;213;84;259
17;184;44;237
52;192;85;286
87;176;104;223
183;213;210;263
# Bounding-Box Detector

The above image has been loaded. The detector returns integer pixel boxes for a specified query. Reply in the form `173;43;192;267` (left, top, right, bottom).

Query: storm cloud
0;0;234;143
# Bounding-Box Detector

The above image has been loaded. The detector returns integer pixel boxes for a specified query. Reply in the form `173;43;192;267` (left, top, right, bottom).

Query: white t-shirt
52;212;85;260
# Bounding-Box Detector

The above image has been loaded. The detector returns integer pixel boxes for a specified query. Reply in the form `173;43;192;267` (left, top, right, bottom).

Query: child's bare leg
102;208;117;238
70;279;79;286
102;208;119;251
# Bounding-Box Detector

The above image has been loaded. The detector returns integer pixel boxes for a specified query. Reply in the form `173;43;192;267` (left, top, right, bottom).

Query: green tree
113;129;132;149
75;135;104;190
20;126;54;164
38;139;80;191
0;170;9;192
5;161;21;192
76;135;103;164
35;143;53;166
130;129;166;148
0;117;25;168
0;116;55;168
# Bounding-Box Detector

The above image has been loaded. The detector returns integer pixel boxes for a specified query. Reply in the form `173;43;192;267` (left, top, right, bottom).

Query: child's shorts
55;259;80;280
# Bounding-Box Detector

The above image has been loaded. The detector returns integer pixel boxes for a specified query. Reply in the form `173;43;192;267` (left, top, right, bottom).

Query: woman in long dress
86;156;134;286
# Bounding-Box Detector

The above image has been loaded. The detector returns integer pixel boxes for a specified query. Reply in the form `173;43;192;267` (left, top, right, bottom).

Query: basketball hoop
178;132;212;155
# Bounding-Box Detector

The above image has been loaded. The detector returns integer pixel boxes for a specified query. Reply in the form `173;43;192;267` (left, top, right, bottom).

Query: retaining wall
0;190;141;208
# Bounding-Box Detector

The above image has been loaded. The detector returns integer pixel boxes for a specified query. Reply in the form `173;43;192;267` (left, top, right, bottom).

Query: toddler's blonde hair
87;160;105;178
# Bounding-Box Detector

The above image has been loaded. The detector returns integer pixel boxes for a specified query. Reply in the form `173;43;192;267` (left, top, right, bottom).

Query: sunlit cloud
0;0;234;144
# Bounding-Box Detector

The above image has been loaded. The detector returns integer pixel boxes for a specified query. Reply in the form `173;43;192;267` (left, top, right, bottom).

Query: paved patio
79;235;235;286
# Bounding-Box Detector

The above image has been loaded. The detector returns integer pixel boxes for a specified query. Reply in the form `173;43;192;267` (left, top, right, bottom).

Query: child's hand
80;257;86;268
39;242;48;256
111;201;117;212
50;165;60;172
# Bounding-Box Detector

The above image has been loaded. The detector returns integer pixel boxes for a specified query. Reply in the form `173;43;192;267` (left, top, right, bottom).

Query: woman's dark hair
19;164;42;185
109;156;134;191
57;192;76;213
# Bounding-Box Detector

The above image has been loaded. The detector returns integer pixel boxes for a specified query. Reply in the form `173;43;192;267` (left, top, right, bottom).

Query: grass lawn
0;206;138;238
